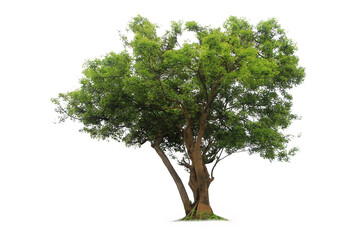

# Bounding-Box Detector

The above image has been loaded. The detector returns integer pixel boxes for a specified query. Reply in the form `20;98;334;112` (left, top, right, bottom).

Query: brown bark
151;140;192;214
181;108;214;217
190;146;213;216
181;79;223;217
188;166;199;204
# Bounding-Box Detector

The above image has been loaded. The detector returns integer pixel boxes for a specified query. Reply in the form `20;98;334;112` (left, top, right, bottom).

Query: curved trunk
152;143;192;214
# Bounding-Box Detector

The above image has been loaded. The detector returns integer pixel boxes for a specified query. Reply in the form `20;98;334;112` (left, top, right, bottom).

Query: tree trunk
188;146;213;217
182;110;214;218
151;143;192;215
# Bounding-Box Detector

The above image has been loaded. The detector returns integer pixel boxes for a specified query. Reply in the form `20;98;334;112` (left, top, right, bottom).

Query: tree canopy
52;15;305;218
53;15;303;163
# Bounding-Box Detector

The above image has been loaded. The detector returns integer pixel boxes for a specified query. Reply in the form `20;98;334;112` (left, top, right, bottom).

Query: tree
52;15;305;220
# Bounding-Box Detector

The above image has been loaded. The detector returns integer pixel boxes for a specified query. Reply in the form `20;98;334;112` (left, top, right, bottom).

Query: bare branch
210;149;248;179
203;138;215;156
57;105;83;121
178;160;192;169
210;148;224;180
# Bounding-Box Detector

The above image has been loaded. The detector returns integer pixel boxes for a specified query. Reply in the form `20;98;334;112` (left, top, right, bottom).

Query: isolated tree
52;15;305;219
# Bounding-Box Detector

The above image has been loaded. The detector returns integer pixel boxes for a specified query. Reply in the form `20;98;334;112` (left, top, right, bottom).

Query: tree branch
210;148;224;180
195;66;209;102
210;149;248;180
57;105;83;121
202;138;215;156
156;76;182;106
204;74;223;112
195;74;223;148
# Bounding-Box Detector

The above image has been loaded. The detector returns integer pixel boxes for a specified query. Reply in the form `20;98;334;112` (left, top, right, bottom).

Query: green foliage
52;15;305;164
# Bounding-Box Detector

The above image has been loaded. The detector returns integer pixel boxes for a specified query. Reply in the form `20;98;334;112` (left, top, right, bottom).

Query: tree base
177;213;228;221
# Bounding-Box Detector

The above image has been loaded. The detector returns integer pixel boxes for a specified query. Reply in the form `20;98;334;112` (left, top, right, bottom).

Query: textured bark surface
152;132;214;217
182;109;214;216
190;147;213;216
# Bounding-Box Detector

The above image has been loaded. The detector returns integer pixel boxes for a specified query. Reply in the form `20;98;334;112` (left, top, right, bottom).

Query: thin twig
210;149;248;179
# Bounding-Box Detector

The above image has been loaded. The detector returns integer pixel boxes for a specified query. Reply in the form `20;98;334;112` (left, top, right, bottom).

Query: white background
1;0;359;239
